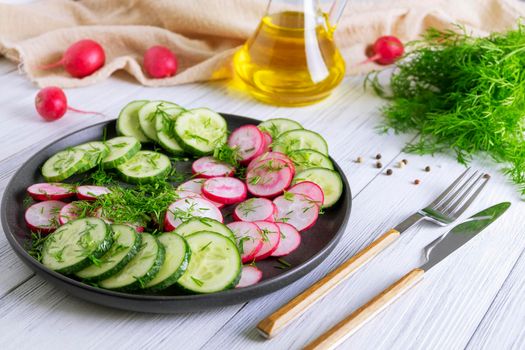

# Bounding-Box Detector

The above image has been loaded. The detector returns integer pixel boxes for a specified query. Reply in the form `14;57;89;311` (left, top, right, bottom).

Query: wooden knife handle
304;268;425;350
257;229;401;338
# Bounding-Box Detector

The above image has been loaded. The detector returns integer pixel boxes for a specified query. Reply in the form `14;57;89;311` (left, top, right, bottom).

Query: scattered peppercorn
483;173;491;179
376;153;382;160
402;159;408;165
425;166;431;172
356;156;363;163
386;169;393;175
414;179;421;185
376;162;382;168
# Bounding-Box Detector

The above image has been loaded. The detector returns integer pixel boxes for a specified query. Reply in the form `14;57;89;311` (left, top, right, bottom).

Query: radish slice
273;193;319;232
287;181;324;206
58;201;82;225
93;207;113;224
272;223;302;257
202;177;247;205
246;158;293;198
27;183;75;201
236;265;263;288
177;179;224;208
164;197;223;231
76;185;111;200
227;221;264;263
25;200;66;233
247;151;295;176
262;131;272;152
192;156;235;178
174;190;202;200
228;125;265;165
253;221;281;260
233;198;276;222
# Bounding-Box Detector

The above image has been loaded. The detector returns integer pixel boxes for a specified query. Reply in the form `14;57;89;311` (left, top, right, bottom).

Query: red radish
233;198;276;222
25;200;66;233
126;223;145;232
227;221;264;263
287;181;324;206
58;201;82;225
364;36;404;65
38;39;105;78
272;222;301;257
236;265;263;288
77;185;111;200
143;46;178;79
174;190;202;200
262;131;273;152
27;183;75;201
35;86;105;121
177;179;225;208
228;125;266;165
192;156;235;178
273;193;319;232
246;158;293;198
164;197;223;231
247;151;295;176
253;221;281;260
202;177;247;205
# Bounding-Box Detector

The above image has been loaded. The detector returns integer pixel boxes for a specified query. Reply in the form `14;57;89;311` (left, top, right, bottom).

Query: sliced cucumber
175;218;235;241
178;231;241;293
138;101;181;142
42;148;87;182
258;118;303;139
288;149;334;172
116;150;171;184
143;232;191;291
273;129;329;155
102;136;141;169
99;233;165;291
174;108;227;156
155;106;186;155
293;168;343;208
42;218;113;274
73;141;110;173
117;100;150;142
75;225;142;281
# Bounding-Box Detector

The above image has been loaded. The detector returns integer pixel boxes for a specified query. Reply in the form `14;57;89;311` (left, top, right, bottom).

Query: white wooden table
0;55;524;350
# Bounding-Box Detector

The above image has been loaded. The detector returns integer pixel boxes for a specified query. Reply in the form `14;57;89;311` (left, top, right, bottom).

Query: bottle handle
328;0;348;28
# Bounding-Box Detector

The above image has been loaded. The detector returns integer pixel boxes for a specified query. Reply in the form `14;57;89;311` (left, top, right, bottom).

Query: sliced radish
272;223;302;257
76;185;111;200
93;207;113;224
174;190;202;200
247;151;295;176
228;125;265;165
287;181;324;206
236;265;263;288
192;156;235;178
246;158;293;198
227;221;264;263
58;201;82;225
164;197;223;231
25;200;66;233
176;178;225;208
262;131;272;152
273;193;319;232
27;183;75;201
253;221;281;260
233;198;276;222
126;223;145;232
202;177;247;205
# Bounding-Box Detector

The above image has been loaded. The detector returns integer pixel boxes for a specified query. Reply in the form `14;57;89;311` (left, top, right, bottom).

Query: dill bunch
367;24;525;194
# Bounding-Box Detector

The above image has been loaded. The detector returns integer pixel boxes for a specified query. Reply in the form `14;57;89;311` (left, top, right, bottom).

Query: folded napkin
0;0;523;88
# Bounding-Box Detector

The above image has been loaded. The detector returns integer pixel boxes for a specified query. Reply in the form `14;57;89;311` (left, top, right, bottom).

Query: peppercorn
402;159;408;165
483;173;491;179
425;166;431;172
414;179;421;185
386;169;393;175
376;162;382;168
376;153;382;160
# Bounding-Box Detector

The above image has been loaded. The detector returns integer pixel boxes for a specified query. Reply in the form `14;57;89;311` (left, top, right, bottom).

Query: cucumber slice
258;118;303;139
75;225;142;281
293;168;343;208
155;106;186;155
138;101;181;142
42;218;113;274
99;233;165;291
143;232;191;291
117;100;150;142
273;129;329;155
174;108;227;156
288;149;334;172
73;141;110;173
102;136;141;169
175;218;235;241
178;231;241;293
116;150;171;184
41;148;87;182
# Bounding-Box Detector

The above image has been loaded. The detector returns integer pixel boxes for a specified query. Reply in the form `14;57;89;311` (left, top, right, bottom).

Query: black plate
1;114;351;313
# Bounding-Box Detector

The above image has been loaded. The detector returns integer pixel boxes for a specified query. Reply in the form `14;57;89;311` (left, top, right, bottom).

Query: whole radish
364;35;404;65
143;46;178;79
38;39;105;78
35;86;104;121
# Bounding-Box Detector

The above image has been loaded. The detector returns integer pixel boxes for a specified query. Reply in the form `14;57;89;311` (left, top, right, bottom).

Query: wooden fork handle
304;268;425;350
257;229;401;338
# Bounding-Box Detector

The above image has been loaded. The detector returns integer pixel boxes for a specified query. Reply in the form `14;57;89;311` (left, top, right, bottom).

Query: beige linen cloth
0;0;524;88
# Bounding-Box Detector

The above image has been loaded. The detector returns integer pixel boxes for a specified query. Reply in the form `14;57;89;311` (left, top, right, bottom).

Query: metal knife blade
420;202;511;271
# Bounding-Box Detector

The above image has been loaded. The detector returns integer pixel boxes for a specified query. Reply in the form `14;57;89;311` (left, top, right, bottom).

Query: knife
304;202;511;350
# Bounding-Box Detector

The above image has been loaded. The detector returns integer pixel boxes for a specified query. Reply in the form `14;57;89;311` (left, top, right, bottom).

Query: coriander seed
356;156;363;163
397;161;405;168
414;179;421;185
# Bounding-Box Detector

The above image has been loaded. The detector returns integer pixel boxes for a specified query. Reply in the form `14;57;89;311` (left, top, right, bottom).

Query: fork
257;168;489;338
